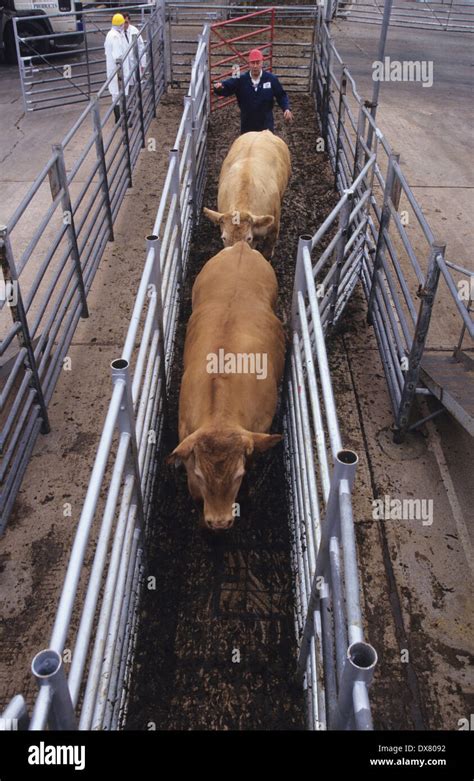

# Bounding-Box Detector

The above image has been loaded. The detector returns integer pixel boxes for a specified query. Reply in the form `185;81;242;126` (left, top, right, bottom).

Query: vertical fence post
333;642;378;730
334;65;347;191
117;58;133;187
132;35;146;149
49;145;89;319
322;32;333;142
328;191;353;330
352;103;367;181
31;649;77;730
91;99;114;242
0;226;50;434
291;235;313;333
184;96;197;225
111;359;145;531
169;148;183;280
165;0;172;85
147;28;157;117
82;14;92;97
394;242;446;442
146;235;169;421
367;0;393;150
366;152;399;324
308;3;318;95
13;17;28;113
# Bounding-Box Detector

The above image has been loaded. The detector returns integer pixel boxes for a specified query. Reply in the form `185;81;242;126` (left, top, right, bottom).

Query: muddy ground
124;95;339;730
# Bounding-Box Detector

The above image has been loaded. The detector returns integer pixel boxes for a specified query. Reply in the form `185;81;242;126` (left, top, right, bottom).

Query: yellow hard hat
112;13;125;26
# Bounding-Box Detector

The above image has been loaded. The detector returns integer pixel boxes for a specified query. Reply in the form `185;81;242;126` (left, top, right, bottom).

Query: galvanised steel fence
166;4;318;91
14;3;162;112
284;158;378;732
0;6;166;532
313;8;473;439
3;26;210;731
336;0;474;34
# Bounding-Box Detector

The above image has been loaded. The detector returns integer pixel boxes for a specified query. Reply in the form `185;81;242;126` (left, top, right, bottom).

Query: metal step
420;350;474;436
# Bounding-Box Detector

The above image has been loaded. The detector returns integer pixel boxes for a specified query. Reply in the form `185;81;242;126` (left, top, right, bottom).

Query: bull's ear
167;432;199;464
251;214;275;236
203;207;224;224
251;432;283;453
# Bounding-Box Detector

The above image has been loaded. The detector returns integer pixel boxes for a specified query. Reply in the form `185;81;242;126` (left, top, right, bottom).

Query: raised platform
420;350;474;436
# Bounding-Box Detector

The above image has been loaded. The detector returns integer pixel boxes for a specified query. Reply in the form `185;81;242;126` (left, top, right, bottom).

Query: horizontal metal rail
314;10;473;439
0;3;166;533
285;233;377;730
4;24;211;731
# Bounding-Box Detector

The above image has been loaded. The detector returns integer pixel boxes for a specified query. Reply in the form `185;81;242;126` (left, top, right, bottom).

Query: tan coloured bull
203;130;291;259
168;241;286;531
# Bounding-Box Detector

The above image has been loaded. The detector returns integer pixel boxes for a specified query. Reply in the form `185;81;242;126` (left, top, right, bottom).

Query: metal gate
165;4;317;92
335;0;474;34
13;3;163;112
209;8;275;111
314;5;473;440
1;4;166;532
285;157;378;731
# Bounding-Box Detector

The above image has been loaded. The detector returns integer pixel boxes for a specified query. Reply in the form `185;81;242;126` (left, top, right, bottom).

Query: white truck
0;0;84;63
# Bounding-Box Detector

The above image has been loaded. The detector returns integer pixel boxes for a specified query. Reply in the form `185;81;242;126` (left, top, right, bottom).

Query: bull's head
203;207;274;248
168;428;282;531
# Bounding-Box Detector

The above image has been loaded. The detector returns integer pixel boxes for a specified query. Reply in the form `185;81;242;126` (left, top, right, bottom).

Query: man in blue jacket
213;49;293;134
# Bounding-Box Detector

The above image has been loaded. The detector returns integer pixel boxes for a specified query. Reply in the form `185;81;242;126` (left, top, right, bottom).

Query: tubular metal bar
1;695;30;730
0;227;50;436
31;649;77;731
333;642;377;730
437;253;474;337
395;242;446;440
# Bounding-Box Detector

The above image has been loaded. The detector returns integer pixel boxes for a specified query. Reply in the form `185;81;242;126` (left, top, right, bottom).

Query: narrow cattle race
125;95;339;730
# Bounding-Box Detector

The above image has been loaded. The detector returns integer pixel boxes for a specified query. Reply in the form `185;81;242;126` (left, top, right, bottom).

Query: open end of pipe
348;641;378;671
337;449;358;466
146;234;158;242
111;358;129;371
300;234;312;241
32;649;62;679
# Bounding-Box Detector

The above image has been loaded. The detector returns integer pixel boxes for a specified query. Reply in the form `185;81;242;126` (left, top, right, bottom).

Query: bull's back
218;131;290;213
191;243;278;310
180;244;285;428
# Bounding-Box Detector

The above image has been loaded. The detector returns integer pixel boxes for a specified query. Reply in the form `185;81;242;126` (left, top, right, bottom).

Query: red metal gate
209;8;275;111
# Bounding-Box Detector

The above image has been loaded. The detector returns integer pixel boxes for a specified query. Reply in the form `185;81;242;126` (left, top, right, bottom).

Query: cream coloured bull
168;241;285;531
203;130;291;259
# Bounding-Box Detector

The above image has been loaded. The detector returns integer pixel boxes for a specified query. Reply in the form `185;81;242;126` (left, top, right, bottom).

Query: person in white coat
123;12;147;80
104;14;131;123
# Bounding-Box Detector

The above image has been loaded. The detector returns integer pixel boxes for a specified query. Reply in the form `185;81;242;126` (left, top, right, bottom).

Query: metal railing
5;25;210;731
313;8;473;439
166;4;318;91
336;0;474;33
0;6;166;532
13;3;162;112
284;160;378;731
209;7;275;111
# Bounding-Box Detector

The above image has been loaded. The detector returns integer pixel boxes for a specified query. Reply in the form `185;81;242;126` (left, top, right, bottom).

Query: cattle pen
1;1;473;735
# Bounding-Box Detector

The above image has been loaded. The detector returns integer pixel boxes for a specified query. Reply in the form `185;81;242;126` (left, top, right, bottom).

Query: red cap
248;49;264;63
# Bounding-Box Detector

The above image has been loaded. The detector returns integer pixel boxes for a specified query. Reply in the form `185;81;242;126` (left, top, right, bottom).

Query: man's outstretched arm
213;77;240;96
